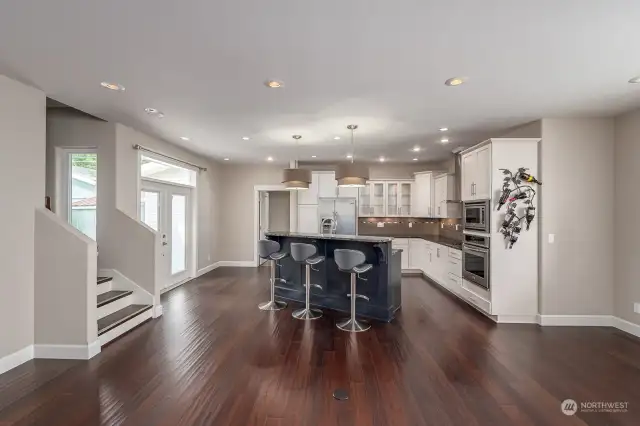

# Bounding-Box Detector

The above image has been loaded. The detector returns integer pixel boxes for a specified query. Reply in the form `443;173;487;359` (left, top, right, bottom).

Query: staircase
96;276;153;345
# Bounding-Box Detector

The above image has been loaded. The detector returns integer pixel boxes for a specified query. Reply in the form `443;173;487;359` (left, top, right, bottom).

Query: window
140;155;196;186
69;152;97;240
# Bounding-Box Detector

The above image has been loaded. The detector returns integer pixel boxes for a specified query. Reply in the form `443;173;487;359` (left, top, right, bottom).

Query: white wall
34;208;97;347
268;191;290;232
0;75;45;365
539;118;615;316
115;125;220;269
219;164;283;261
614;108;640;326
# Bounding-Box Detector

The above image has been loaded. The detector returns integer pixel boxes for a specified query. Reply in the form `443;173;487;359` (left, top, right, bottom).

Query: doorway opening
257;189;291;266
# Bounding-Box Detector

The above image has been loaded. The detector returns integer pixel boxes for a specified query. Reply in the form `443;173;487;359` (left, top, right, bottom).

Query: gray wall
219;164;283;261
268;191;290;232
0;75;45;361
539;119;615;316
614;108;640;326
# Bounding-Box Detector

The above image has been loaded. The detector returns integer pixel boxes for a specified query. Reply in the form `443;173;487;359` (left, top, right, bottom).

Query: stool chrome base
336;317;370;332
292;307;322;320
258;300;287;311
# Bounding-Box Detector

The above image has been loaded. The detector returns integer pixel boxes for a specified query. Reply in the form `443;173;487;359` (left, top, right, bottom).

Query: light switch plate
377;222;384;228
548;234;555;244
634;303;640;314
409;222;413;228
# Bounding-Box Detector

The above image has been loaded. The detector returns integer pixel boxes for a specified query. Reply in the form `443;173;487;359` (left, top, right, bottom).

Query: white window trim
56;147;97;222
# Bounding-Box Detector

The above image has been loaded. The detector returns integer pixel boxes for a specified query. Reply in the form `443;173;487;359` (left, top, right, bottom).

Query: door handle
162;242;168;246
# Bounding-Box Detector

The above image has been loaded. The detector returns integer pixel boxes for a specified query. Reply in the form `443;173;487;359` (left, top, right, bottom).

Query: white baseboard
153;304;163;318
0;345;34;375
537;314;613;327
612;317;640;338
217;260;256;268
34;340;101;360
197;262;220;276
497;315;538;324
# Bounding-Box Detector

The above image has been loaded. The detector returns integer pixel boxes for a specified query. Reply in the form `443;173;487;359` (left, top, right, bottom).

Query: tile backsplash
358;217;462;240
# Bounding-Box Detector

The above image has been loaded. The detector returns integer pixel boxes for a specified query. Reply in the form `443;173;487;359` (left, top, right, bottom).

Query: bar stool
257;239;288;311
290;242;325;320
334;249;373;332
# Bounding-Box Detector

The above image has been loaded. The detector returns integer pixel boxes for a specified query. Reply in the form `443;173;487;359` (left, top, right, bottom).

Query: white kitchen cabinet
413;172;434;217
298;172;319;205
392;238;410;270
358;181;386;216
337;185;359;199
408;238;423;270
433;174;461;218
474;145;492;199
461;144;492;201
297;204;319;233
385;181;413;217
317;172;338;198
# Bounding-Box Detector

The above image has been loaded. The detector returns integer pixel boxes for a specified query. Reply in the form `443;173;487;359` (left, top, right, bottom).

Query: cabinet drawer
462;279;491;301
460;285;491;314
448;248;462;260
445;273;462;294
392;238;409;248
446;257;462;277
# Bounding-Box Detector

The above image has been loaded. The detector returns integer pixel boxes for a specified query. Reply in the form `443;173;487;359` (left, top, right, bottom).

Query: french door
140;180;193;289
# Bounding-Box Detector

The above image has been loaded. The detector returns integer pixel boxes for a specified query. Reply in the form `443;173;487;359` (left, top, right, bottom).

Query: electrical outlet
548;234;555;244
208;254;211;262
634;303;640;314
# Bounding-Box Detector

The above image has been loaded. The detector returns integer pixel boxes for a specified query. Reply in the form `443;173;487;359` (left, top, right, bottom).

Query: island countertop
265;231;394;243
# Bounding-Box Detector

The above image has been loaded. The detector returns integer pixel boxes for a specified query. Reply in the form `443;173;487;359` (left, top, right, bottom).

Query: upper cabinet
433;174;461;218
298;172;319;205
299;171;358;206
359;181;413;217
461;144;492;201
412;172;434;217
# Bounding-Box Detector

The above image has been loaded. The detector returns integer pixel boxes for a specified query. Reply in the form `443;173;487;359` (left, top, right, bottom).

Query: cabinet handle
449;261;458;264
437;248;440;257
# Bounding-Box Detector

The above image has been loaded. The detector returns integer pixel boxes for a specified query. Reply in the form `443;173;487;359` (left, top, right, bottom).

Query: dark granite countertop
265;231;394;243
359;234;462;250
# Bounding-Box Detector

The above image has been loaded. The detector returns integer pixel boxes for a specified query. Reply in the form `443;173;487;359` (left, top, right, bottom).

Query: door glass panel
70;153;97;240
372;183;385;216
400;183;411;216
140;191;159;231
171;194;187;274
387;183;398;215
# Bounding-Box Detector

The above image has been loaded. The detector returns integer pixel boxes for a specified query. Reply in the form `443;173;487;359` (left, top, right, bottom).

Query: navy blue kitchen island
265;232;402;322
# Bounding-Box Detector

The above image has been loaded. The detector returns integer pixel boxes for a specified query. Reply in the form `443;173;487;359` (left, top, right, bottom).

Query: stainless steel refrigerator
317;198;357;235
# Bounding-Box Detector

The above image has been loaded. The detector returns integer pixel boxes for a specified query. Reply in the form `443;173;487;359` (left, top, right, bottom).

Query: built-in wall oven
463;200;490;233
462;232;490;290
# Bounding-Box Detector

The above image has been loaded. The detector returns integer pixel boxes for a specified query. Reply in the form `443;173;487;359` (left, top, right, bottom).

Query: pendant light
282;135;312;190
336;124;369;187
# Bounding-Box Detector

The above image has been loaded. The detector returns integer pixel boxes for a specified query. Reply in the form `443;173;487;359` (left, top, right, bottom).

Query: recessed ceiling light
412;147;421;152
346;154;353;159
265;80;283;88
334;136;341;140
413;158;418;161
379;157;385;162
629;75;640;84
439;127;449;132
145;107;164;118
445;77;466;86
242;136;250;140
311;155;317;158
100;81;125;91
441;138;450;143
266;156;274;162
180;136;190;141
224;158;230;161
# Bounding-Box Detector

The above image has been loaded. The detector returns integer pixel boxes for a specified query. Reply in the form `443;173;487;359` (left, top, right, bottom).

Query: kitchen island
265;232;402;322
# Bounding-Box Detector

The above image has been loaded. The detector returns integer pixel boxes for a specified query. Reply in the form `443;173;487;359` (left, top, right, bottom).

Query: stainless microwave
463;200;490;233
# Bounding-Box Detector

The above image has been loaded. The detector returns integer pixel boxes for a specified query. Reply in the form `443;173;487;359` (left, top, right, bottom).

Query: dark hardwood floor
1;267;639;426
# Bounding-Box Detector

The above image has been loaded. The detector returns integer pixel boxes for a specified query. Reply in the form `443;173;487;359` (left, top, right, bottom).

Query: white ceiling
1;0;640;164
